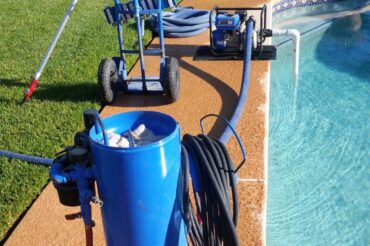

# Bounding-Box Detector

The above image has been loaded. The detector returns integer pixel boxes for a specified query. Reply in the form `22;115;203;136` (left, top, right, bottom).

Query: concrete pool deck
4;0;271;245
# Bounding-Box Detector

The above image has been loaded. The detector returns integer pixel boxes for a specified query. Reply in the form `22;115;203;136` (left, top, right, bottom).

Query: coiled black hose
182;134;239;246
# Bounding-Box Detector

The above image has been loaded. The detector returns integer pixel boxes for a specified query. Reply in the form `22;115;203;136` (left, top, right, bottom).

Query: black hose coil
182;134;239;246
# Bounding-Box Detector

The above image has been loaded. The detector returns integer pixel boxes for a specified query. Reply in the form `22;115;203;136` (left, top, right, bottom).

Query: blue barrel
89;111;187;246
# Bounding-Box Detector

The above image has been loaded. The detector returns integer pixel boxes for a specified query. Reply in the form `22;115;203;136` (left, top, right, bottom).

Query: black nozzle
263;29;273;38
68;147;89;163
83;109;97;130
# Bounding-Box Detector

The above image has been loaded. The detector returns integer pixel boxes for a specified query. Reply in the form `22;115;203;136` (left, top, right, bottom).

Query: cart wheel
98;58;118;104
164;57;180;102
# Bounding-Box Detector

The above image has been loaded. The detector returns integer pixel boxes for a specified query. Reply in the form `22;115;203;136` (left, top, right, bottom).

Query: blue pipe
219;19;254;144
0;110;106;167
0;150;52;166
150;8;214;38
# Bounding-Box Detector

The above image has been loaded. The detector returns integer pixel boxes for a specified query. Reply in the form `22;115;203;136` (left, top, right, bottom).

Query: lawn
0;0;152;240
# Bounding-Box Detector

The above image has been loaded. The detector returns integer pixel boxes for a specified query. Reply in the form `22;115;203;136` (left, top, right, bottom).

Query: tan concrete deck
5;0;271;245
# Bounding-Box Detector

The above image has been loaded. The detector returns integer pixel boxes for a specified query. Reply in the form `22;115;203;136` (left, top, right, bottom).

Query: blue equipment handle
200;114;247;172
93;110;109;146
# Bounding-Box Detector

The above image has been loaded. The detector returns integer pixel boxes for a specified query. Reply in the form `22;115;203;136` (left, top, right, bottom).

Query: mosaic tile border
272;0;346;14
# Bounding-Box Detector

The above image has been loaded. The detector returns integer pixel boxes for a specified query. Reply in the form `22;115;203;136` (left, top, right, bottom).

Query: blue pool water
267;11;370;246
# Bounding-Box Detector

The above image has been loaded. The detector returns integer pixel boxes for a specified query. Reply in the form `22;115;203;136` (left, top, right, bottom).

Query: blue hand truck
99;0;180;104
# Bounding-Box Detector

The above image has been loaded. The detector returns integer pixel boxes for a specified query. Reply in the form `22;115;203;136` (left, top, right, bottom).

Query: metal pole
115;0;128;80
134;0;147;90
22;0;78;103
157;0;165;58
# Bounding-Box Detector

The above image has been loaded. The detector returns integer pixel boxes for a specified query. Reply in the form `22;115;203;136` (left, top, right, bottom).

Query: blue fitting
67;164;95;226
50;161;68;184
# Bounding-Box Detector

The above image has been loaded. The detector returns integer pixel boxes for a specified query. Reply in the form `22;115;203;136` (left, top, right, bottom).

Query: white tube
34;0;78;80
272;29;300;84
252;30;258;49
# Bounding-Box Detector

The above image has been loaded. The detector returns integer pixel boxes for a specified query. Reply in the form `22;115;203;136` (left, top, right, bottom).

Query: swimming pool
267;4;370;246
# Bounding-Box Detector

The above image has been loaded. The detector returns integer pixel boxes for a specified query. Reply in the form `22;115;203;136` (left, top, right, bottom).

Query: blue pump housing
215;13;240;31
89;111;187;246
212;30;226;51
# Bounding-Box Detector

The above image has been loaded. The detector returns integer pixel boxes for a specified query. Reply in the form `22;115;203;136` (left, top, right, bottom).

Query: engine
212;11;248;53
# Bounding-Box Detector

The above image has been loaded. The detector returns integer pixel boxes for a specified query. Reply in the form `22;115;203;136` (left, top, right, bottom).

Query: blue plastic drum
89;111;186;246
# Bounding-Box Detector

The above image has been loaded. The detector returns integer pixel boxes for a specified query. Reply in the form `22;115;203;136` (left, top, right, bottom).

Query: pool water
267;11;370;245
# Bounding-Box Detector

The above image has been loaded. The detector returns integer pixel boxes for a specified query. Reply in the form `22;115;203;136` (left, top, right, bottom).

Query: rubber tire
164;57;180;103
98;58;118;104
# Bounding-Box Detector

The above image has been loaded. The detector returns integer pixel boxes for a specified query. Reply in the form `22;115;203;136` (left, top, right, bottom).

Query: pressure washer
100;0;180;104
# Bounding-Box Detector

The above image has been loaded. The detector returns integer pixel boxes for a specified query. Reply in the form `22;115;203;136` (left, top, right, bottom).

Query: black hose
182;134;239;246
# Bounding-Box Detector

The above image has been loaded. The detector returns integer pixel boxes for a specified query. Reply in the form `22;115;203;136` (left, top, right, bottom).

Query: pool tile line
273;0;346;13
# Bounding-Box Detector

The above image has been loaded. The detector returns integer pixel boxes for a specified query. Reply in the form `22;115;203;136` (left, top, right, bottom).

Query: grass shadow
0;78;99;103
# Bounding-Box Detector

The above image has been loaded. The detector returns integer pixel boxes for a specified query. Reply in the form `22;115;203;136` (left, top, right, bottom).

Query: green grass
0;0;152;240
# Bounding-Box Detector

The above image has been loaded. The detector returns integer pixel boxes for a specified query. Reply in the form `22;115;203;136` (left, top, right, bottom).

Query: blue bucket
89;111;187;246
